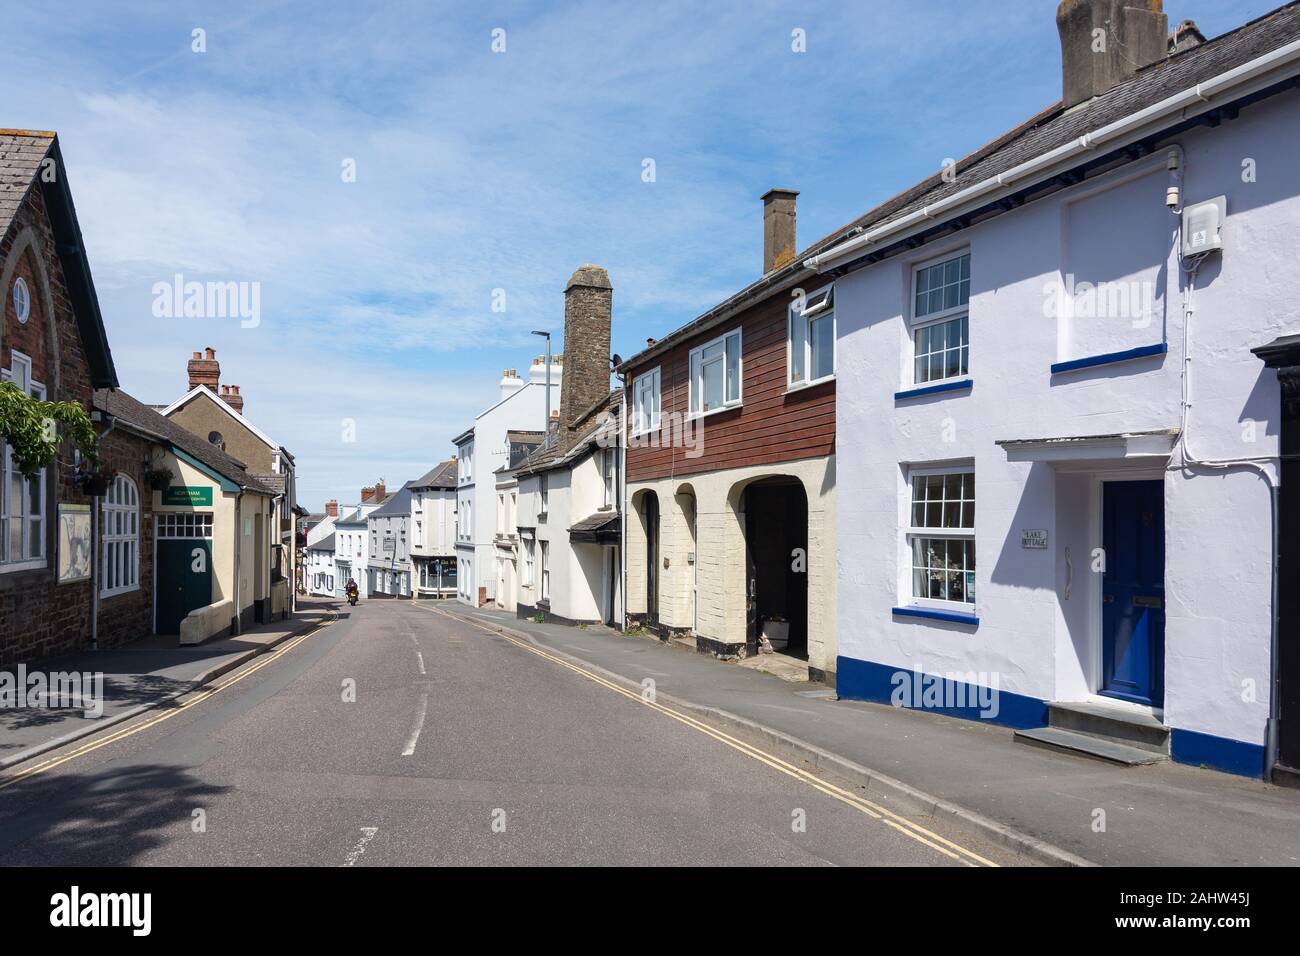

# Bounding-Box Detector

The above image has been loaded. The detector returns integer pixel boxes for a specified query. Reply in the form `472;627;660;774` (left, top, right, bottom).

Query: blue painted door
1101;480;1165;706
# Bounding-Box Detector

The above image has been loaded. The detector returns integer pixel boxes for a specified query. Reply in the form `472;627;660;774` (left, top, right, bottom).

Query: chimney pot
762;188;798;274
205;347;215;359
1057;0;1168;109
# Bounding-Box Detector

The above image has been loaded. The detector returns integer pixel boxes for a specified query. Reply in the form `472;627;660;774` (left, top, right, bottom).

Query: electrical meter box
1182;196;1226;258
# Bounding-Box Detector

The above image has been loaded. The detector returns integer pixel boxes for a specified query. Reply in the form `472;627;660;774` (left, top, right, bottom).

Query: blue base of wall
835;656;1046;730
1170;727;1266;778
836;655;1267;777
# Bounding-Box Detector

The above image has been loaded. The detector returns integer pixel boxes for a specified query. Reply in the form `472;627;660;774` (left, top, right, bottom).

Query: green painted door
156;538;213;634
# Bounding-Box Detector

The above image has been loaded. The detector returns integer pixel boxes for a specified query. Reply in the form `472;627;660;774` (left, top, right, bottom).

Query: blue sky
7;0;1280;509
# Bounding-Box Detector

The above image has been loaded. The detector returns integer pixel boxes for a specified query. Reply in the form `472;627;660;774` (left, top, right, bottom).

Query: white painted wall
517;446;619;624
454;363;561;605
834;96;1298;752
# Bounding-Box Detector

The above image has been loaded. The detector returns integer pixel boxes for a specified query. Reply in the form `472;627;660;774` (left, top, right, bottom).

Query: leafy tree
0;381;99;479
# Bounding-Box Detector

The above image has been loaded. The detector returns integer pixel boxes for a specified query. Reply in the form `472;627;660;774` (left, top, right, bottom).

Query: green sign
162;485;213;507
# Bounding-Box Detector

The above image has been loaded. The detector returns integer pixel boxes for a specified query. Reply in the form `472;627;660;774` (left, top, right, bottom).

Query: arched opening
739;476;809;660
675;483;698;633
633;489;661;626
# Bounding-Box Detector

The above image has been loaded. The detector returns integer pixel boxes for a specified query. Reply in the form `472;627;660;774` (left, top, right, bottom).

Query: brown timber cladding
625;289;834;483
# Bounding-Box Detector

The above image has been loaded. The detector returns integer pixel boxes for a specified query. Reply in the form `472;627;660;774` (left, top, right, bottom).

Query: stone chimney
325;499;339;517
220;383;244;415
187;346;220;392
762;189;798;274
1057;0;1168;109
558;265;612;432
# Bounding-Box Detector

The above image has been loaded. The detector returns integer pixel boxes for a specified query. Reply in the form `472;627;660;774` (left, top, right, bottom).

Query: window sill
894;378;972;402
892;605;980;626
100;584;141;600
1050;342;1167;375
686;402;742;422
786;375;835;395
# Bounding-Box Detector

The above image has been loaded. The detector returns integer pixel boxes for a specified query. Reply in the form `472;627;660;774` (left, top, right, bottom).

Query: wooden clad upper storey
623;281;835;483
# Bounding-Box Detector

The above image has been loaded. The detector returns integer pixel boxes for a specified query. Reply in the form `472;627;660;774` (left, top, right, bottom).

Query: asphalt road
0;599;1021;866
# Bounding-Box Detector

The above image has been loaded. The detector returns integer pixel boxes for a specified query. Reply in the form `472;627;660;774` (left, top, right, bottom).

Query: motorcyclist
345;578;358;605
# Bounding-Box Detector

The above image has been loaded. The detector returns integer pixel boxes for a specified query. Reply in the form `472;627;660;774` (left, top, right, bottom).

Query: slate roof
2;130;117;388
0;130;51;235
411;459;457;490
368;481;413;517
514;390;621;477
618;2;1300;371
567;510;620;544
93;388;275;495
307;533;336;552
251;472;287;496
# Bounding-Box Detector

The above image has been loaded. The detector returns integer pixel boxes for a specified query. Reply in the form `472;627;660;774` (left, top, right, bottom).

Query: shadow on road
0;763;229;865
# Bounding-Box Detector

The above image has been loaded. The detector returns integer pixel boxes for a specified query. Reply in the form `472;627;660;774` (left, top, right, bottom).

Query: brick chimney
361;485;375;503
325;499;339;517
373;480;386;502
220;383;244;415
187;347;220;392
762;189;798;274
1057;0;1167;109
1168;19;1205;54
558;265;612;432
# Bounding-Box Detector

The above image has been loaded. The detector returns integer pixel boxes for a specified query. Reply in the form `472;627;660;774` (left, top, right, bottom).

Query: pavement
0;598;1021;866
0;604;334;769
431;600;1300;867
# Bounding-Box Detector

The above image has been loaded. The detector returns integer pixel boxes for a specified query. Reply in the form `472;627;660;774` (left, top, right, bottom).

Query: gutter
805;36;1300;273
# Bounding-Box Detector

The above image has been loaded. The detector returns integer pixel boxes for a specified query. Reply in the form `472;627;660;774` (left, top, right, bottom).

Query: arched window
101;475;140;597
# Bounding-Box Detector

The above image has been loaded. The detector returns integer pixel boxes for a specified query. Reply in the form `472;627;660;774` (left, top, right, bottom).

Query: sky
6;0;1281;510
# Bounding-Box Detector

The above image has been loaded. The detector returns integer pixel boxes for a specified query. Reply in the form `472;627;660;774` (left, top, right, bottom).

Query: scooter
347;590;358;607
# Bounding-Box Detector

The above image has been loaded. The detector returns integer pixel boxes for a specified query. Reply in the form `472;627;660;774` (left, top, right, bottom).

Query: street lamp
532;329;552;443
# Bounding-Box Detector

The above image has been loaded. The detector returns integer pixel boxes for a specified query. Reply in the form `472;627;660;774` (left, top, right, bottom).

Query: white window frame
788;285;836;389
1;351;48;571
100;475;140;597
909;250;971;387
602;450;615;508
523;537;535;588
688;328;742;418
538;473;549;516
904;464;976;612
540;540;550;602
631;366;661;436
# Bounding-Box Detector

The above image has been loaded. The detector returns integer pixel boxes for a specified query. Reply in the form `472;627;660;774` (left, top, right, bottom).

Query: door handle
1134;595;1162;609
1103;595;1115;604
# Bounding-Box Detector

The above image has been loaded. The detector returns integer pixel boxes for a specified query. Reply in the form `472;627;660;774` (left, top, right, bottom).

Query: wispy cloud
6;0;1275;506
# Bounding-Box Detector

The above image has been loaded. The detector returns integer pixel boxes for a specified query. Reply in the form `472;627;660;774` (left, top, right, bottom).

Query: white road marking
401;693;429;757
416;651;426;675
343;826;378;867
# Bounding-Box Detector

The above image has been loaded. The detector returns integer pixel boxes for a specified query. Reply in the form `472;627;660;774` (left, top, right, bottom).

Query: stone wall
0;183;95;665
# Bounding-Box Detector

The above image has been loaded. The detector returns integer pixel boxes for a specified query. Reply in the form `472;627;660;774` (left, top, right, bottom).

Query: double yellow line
414;604;997;867
0;609;338;793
